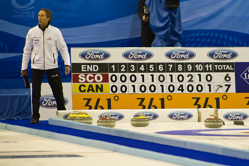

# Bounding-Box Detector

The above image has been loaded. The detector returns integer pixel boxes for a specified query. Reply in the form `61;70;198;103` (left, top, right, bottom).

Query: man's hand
20;70;28;77
65;66;70;75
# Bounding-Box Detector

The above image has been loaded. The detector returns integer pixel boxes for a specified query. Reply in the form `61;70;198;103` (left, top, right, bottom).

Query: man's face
38;10;50;27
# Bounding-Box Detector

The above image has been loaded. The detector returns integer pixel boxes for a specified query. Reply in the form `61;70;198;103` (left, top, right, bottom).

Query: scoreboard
71;47;249;110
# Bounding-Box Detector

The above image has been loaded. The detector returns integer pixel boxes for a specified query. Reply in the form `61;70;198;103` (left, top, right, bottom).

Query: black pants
141;34;155;47
32;68;66;119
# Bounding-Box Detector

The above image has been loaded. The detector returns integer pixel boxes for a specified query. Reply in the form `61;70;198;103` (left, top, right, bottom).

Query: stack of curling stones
66;111;93;124
131;113;149;127
204;109;224;128
97;114;116;128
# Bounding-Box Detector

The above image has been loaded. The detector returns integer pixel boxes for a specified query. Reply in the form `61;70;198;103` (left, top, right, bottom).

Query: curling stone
65;111;79;121
131;113;149;127
74;112;93;124
204;117;224;128
97;114;115;128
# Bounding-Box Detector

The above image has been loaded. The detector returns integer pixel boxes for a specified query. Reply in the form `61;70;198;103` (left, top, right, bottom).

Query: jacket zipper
43;31;45;70
53;53;56;64
33;53;37;64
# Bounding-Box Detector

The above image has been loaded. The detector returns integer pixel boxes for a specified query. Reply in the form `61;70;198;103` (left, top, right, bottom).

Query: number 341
192;97;221;109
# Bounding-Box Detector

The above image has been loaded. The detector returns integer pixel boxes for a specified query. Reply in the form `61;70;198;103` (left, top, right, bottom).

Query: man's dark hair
40;8;53;25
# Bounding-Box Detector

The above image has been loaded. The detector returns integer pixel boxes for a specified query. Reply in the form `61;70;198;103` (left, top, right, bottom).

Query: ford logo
98;112;124;121
223;112;248;121
79;50;111;61
133;112;159;121
40;95;68;108
122;50;153;60
168;111;193;120
208;49;238;60
165;49;196;60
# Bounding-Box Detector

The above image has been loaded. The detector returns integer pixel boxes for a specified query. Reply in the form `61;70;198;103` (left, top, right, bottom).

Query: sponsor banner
40;95;68;109
71;47;249;63
79;49;111;61
165;49;196;60
122;49;154;61
57;109;198;123
72;93;249;110
98;112;125;121
58;108;249;123
71;47;249;110
219;109;249;122
207;49;239;60
59;110;132;123
31;83;72;120
133;111;159;121
235;62;249;93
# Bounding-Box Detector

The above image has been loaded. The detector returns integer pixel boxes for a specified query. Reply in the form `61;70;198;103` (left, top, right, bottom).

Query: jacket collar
39;24;50;31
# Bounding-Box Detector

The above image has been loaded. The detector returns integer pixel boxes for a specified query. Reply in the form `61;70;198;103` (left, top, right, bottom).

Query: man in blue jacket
21;9;71;124
145;0;182;47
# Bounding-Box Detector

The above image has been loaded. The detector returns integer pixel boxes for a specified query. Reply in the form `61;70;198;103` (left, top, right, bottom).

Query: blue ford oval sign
223;112;248;121
98;112;124;121
165;49;196;60
79;50;111;61
208;49;238;60
40;95;68;108
133;112;159;121
168;111;193;120
122;50;153;60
